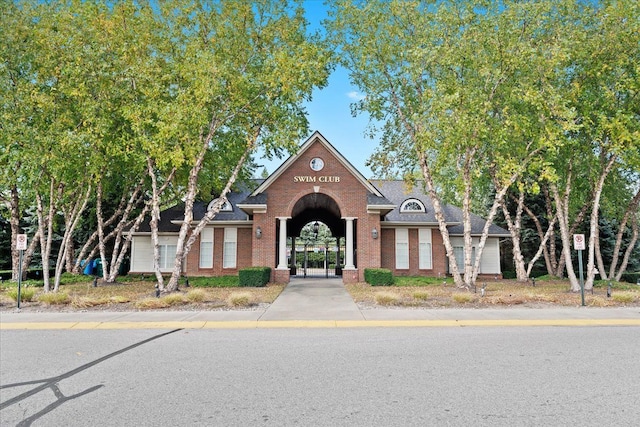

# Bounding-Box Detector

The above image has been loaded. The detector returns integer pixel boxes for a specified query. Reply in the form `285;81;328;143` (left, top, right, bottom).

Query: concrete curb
2;318;640;330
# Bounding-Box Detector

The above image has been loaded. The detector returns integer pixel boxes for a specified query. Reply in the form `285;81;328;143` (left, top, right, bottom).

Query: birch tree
143;0;331;292
328;0;568;288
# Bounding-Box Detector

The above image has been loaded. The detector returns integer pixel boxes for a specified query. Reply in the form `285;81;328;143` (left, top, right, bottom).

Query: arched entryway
276;193;356;279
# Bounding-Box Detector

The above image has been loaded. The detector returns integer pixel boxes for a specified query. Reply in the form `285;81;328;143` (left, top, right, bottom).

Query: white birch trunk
584;154;617;290
53;185;91;291
501;193;527;282
609;188;640;280
550;183;580;291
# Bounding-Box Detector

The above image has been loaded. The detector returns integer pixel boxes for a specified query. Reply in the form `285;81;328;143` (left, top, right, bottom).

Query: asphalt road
1;327;639;426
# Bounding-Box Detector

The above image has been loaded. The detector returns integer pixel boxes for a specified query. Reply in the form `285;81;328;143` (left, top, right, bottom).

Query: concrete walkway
259;278;364;321
1;278;639;329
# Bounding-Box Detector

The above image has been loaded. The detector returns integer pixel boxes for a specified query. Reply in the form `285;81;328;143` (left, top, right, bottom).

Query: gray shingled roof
371;180;509;236
140;178;508;237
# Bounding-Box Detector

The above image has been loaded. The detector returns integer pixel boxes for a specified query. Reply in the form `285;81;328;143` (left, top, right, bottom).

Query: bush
620;272;640;284
364;268;394;286
186;289;206;302
227;292;253;307
239;267;271;287
452;293;474;304
612;293;635;304
38;292;70;305
7;287;36;302
188;276;239;287
374;291;400;305
413;290;430;301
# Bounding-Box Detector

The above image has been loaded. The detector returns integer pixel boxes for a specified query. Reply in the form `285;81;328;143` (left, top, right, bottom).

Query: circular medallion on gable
310;157;325;171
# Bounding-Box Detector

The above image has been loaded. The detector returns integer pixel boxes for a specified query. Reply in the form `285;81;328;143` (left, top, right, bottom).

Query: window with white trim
223;227;237;268
419;228;432;269
400;199;426;213
199;228;214;268
453;246;475;271
207;198;232;212
395;228;409;269
158;244;177;269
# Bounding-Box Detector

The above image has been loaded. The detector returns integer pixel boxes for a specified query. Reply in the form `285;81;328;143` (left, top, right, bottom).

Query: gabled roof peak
249;131;384;197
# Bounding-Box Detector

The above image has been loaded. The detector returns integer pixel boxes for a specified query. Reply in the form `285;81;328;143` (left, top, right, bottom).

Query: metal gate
291;245;343;279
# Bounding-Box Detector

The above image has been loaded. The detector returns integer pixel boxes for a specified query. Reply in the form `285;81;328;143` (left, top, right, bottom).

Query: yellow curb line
1;318;639;330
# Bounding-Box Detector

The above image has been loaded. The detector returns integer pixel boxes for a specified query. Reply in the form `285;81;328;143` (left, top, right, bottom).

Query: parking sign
573;234;585;250
17;234;28;251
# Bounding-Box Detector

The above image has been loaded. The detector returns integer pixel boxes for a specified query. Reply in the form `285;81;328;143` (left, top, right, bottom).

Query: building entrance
290;221;344;278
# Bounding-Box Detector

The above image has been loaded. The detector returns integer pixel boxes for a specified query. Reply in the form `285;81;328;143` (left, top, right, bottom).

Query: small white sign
17;234;28;251
573;234;585;250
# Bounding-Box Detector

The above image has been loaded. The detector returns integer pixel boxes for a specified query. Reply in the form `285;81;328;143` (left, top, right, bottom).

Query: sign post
573;234;586;307
16;234;28;309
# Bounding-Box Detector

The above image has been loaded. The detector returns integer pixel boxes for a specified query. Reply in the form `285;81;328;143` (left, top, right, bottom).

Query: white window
223;227;237;268
453;246;475;271
207;198;232;212
400;199;426;213
159;244;177;269
199;228;214;268
419;229;432;269
395;228;409;269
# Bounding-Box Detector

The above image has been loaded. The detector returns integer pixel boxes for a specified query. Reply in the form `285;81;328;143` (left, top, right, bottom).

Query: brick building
129;131;509;283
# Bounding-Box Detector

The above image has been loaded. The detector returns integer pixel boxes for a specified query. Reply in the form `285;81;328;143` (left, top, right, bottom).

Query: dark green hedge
364;268;394;286
621;272;640;284
239;267;271;287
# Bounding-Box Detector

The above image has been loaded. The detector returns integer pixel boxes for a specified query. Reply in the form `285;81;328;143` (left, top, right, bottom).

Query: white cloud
346;91;365;101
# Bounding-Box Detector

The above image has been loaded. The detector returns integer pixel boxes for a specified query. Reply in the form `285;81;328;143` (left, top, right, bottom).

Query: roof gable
249;131;385;198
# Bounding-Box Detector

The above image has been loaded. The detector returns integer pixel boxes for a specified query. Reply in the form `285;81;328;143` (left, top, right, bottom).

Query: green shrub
620;272;640;284
239;267;271;287
7;287;36;302
364;268;394;286
188;276;239;287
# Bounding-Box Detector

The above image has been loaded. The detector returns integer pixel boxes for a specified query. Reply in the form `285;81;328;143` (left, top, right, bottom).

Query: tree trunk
96;181;109;281
550;183;580;291
521;192;556;276
53;185;91;291
594;227;608;281
21;230;40;281
418;153;464;288
502;192;527;282
609;187;640;280
106;182;147;282
615;214;638;282
164;125;257;292
36;182;58;293
526;214;557;278
9;185;21;281
584;153;617;290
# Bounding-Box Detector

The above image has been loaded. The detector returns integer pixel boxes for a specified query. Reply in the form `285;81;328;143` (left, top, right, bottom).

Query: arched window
400;199;426;213
207;198;232;212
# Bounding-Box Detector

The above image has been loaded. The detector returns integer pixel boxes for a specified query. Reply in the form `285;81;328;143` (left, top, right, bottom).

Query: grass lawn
1;274;638;311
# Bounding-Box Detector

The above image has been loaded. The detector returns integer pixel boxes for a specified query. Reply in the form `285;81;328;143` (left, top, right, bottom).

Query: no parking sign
17;234;27;251
573;234;585;250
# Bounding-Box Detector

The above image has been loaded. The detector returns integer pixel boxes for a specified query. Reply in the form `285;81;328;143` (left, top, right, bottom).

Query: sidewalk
1;278;639;329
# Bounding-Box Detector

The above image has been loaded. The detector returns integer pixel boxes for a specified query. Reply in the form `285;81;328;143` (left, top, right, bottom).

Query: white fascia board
236;204;267;214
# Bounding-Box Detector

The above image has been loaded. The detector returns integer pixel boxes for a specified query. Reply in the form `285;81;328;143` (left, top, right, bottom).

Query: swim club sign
293;176;341;183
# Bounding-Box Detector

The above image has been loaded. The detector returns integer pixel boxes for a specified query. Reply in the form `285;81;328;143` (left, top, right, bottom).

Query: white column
344;217;356;269
277;217;289;270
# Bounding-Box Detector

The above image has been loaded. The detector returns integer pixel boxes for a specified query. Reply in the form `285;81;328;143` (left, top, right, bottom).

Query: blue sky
257;0;378;178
